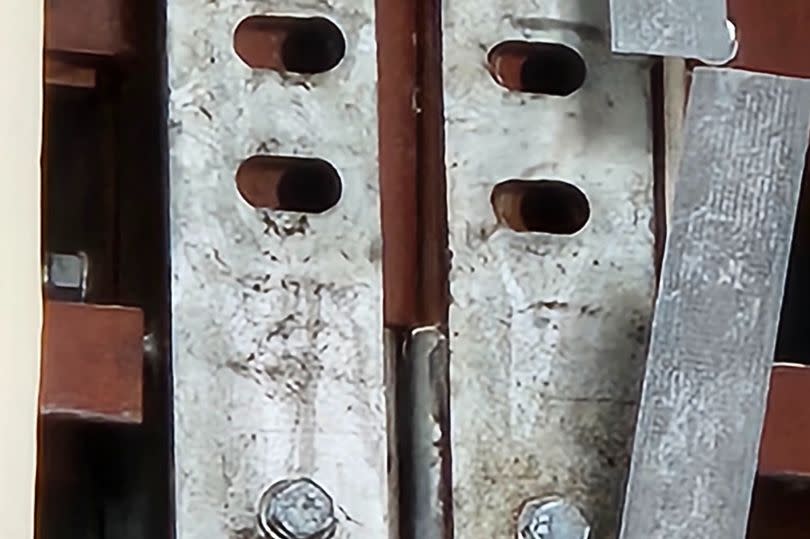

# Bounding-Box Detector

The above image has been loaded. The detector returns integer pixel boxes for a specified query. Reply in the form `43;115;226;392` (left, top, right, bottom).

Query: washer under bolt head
257;477;337;539
517;496;591;539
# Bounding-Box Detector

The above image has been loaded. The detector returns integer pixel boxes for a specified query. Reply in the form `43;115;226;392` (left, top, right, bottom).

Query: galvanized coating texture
619;67;810;539
609;0;735;63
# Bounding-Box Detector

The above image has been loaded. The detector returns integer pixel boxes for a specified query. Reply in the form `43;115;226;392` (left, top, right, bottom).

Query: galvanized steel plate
619;67;810;539
167;1;388;537
443;2;657;536
609;0;736;63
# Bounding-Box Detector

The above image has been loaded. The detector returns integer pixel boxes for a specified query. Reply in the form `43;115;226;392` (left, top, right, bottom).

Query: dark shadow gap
775;159;810;364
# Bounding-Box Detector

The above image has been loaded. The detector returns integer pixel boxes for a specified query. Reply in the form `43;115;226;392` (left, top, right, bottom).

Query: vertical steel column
168;1;388;536
442;0;657;536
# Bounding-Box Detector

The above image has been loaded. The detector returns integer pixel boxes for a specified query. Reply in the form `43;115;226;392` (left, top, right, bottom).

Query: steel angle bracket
167;0;388;537
619;67;810;539
609;0;738;64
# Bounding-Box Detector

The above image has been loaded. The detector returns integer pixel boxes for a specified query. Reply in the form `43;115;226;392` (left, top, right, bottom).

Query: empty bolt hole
234;16;346;74
488;41;586;96
236;155;342;214
491;179;590;234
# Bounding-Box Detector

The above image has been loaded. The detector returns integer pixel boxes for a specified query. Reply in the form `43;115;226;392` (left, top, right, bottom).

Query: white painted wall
0;1;43;537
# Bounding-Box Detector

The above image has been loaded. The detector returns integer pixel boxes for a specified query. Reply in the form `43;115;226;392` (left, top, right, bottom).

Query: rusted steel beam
376;0;419;328
40;301;143;423
44;0;135;57
376;0;448;328
727;0;810;78
44;57;96;88
759;365;810;477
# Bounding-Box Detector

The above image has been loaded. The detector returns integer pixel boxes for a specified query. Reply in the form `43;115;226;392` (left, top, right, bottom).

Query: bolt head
258;478;337;539
44;252;88;301
517;496;590;539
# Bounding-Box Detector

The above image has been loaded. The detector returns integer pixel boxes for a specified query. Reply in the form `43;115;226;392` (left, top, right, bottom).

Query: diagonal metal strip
609;0;735;63
620;67;810;539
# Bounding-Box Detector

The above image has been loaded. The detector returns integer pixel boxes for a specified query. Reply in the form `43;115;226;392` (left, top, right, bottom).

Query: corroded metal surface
760;365;810;477
41;301;144;422
443;1;656;536
620;67;810;539
168;1;387;537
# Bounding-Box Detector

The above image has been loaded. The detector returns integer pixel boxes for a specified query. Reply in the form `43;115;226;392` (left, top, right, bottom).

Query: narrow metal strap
609;0;735;63
402;327;450;539
620;67;810;539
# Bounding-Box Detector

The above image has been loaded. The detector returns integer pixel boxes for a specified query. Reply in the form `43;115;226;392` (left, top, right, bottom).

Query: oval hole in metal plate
487;41;586;96
236;155;342;214
233;15;346;74
491;179;590;234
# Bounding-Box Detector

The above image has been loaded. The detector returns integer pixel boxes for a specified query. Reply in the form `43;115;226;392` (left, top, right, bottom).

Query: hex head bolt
257;478;337;539
518;496;591;539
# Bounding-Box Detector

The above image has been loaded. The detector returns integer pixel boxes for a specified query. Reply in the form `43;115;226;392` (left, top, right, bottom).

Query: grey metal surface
383;329;400;539
619;67;810;539
517;497;591;539
257;478;337;539
609;0;736;64
401;327;450;539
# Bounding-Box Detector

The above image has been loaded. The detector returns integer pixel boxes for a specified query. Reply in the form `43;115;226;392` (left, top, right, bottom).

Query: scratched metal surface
402;328;450;539
609;0;733;63
619;67;810;539
167;1;387;537
443;0;657;536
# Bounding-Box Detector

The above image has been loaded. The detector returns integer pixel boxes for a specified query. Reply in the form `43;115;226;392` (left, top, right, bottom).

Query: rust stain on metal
376;0;449;328
376;0;419;328
727;0;810;78
45;0;135;57
40;301;143;423
759;365;810;477
44;56;96;88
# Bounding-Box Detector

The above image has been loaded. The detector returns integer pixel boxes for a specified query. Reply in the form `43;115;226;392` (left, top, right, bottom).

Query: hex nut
257;478;337;539
517;496;590;539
